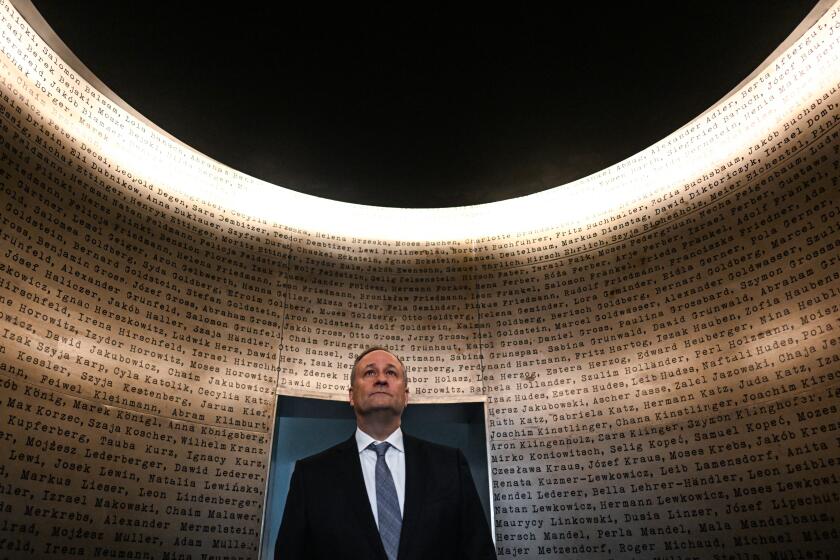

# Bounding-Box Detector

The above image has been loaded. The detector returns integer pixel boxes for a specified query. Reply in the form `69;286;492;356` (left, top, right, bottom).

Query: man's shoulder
295;436;355;469
404;434;462;459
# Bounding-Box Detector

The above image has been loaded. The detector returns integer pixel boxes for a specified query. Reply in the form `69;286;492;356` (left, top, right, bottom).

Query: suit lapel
398;435;425;560
338;435;388;559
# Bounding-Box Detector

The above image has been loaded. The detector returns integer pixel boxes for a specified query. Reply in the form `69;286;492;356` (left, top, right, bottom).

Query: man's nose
374;371;389;384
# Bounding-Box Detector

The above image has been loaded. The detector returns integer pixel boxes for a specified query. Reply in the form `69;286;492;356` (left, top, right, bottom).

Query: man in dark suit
275;346;496;560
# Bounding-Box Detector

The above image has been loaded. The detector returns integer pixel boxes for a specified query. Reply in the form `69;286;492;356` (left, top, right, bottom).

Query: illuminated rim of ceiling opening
9;0;838;241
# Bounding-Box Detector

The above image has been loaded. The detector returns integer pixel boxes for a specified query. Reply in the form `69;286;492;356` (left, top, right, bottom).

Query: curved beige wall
0;0;839;558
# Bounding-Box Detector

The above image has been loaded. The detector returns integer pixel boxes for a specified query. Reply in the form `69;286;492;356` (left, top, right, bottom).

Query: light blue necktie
369;442;402;560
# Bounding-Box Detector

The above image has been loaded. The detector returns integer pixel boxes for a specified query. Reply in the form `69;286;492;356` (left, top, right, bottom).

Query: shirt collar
355;426;404;454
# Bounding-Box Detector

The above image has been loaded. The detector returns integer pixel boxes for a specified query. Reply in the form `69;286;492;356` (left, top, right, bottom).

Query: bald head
350;346;408;387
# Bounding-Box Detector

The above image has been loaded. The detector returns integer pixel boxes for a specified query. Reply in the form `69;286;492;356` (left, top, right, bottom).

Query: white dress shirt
355;426;406;526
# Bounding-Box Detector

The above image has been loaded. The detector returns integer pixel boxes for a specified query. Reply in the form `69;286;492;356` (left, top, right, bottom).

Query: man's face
349;350;409;418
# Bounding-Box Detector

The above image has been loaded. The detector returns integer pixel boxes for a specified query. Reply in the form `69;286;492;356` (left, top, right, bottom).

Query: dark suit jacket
275;433;496;560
